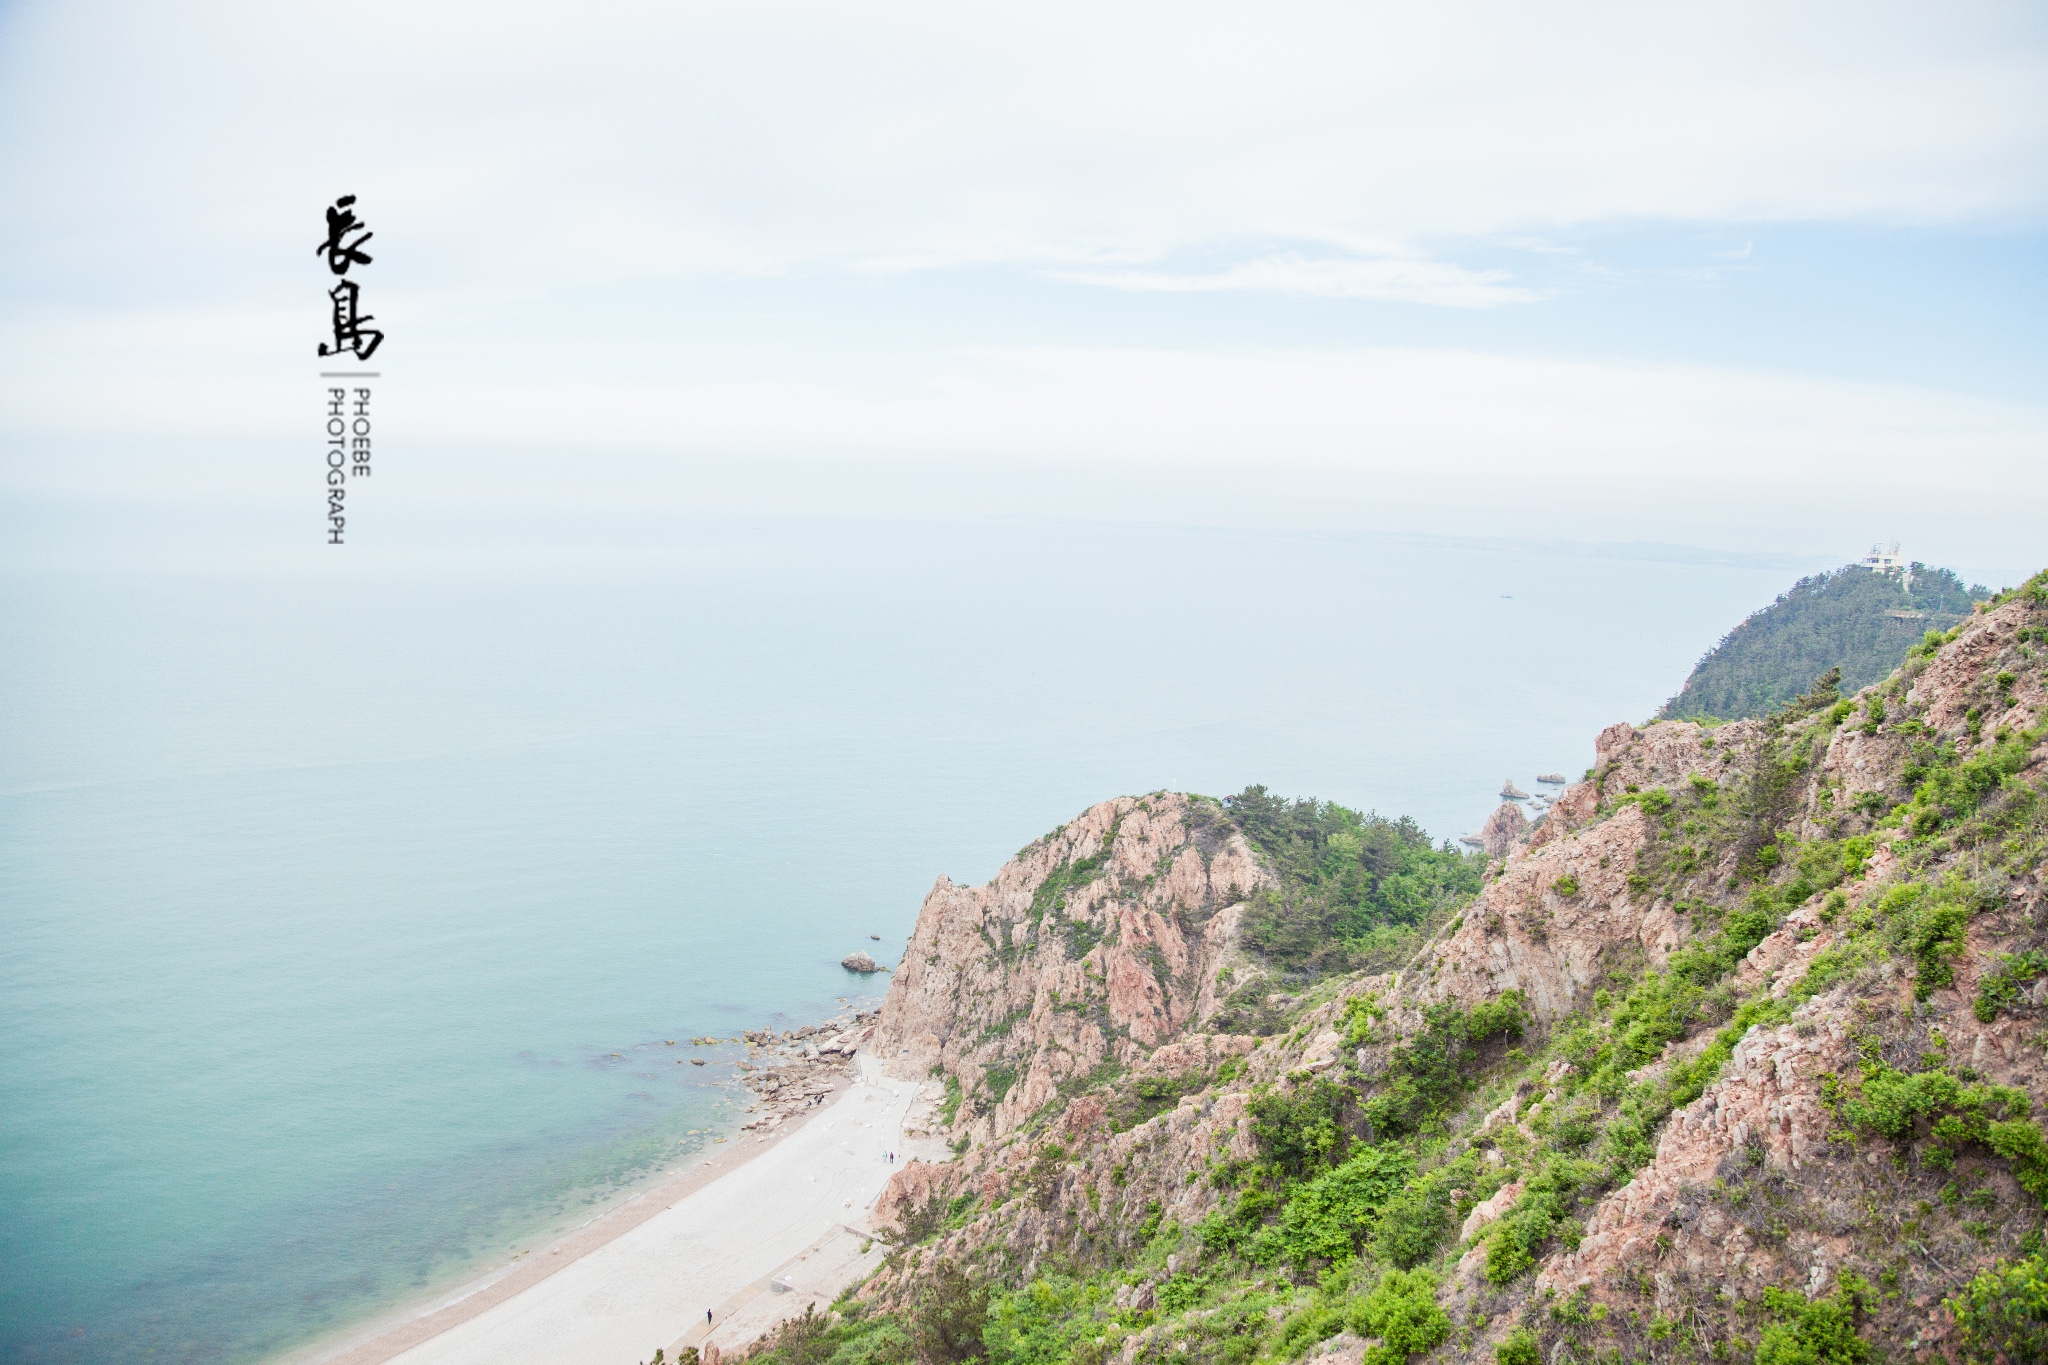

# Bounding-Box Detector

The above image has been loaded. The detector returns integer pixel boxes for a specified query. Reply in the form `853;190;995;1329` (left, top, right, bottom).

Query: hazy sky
1;1;2043;580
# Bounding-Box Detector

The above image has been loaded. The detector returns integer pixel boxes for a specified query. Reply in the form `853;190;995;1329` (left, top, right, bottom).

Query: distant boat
1536;773;1568;785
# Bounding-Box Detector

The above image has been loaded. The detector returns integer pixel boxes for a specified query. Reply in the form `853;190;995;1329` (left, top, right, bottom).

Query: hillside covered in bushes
1662;562;1986;722
737;570;2048;1365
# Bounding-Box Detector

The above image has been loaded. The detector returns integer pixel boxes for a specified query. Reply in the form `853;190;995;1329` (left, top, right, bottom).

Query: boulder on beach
840;950;884;973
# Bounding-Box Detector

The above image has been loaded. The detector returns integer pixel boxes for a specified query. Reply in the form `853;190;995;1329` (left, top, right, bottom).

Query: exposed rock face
1472;800;1529;859
870;793;1269;1148
1460;1181;1523;1241
872;1158;952;1238
1431;804;1668;1023
840;951;882;973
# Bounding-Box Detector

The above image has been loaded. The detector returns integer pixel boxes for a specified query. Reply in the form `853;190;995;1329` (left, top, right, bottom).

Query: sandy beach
305;1054;943;1365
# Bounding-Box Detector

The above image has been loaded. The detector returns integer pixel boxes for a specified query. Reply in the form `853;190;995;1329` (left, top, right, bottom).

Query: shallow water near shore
0;518;1809;1364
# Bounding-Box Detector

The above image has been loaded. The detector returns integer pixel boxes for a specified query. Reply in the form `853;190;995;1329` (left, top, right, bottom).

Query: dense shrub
1274;1146;1414;1269
908;1261;990;1365
1822;1060;2048;1189
1481;1158;1596;1284
1362;993;1527;1140
1345;1269;1448;1365
1370;1165;1465;1269
980;1275;1121;1365
1493;1328;1540;1365
1976;949;2048;1023
1948;1252;2048;1363
1754;1276;1875;1365
1249;1079;1355;1178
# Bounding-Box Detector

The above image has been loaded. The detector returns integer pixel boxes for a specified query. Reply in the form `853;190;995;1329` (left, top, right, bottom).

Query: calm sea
0;518;1807;1363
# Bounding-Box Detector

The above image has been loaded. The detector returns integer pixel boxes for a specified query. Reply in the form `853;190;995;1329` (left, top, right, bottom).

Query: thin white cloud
1058;254;1546;308
0;0;2042;298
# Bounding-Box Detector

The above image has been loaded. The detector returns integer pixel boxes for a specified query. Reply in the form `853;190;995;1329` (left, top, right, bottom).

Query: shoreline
293;1053;940;1365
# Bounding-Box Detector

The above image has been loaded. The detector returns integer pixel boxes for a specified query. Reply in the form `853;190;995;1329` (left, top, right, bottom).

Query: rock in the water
1500;778;1531;800
840;950;883;973
1536;771;1568;784
1476;800;1530;858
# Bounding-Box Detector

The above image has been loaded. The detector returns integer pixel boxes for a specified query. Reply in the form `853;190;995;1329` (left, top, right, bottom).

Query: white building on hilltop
1862;541;1913;588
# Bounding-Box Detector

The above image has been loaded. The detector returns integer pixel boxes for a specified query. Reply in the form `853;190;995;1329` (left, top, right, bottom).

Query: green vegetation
1662;562;1985;721
1493;1328;1540;1365
1754;1276;1875;1364
982;1064;1019;1106
1017;820;1122;965
910;1260;991;1365
1107;1073;1209;1133
1361;994;1527;1140
1976;950;2048;1023
1221;786;1482;986
1821;1056;2041;1179
1949;1251;2048;1363
1346;1269;1447;1365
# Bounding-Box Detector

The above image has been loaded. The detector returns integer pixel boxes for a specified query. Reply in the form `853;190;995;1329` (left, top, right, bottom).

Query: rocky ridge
736;574;2048;1365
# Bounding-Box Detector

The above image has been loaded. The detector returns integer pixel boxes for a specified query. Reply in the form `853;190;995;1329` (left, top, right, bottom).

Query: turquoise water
0;519;1805;1363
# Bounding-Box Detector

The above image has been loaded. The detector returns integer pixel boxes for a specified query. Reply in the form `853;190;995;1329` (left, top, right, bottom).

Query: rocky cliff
750;573;2048;1365
870;792;1270;1150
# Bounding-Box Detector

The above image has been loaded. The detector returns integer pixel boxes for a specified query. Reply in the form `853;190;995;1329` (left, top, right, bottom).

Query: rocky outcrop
1472;801;1529;859
840;951;883;973
1428;801;1671;1024
1460;1181;1523;1241
736;1012;876;1135
872;1158;952;1238
870;793;1268;1147
1500;780;1531;800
